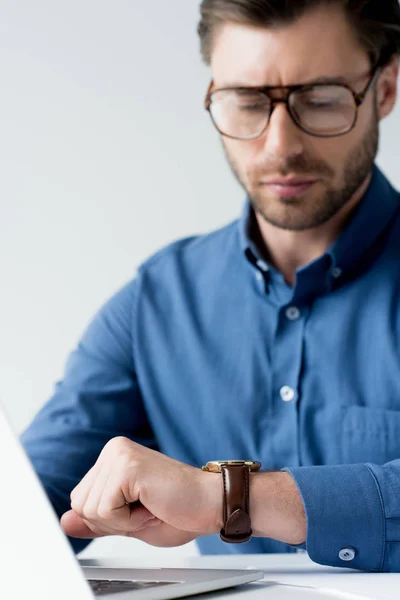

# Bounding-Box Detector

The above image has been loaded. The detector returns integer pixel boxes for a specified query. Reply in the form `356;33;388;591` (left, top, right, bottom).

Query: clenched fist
60;437;223;547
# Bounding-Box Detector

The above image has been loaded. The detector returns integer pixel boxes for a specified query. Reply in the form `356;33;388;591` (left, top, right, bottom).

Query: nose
262;100;305;158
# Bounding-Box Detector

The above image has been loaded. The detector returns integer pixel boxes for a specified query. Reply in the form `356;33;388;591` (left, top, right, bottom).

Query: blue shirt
22;163;400;571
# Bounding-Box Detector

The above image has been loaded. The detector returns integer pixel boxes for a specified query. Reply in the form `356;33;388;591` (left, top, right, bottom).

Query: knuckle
70;494;83;514
97;504;113;520
109;436;129;448
83;508;98;522
104;436;131;456
70;500;81;515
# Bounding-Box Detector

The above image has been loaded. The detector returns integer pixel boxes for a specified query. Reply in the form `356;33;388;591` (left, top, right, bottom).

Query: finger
60;510;103;539
80;464;114;523
97;475;156;533
128;503;158;530
130;516;162;533
70;464;99;514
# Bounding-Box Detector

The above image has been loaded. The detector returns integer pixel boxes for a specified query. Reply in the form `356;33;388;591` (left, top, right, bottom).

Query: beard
221;101;380;232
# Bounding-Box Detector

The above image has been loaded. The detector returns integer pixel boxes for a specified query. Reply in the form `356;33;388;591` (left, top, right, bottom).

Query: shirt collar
326;163;400;275
238;199;263;265
239;163;400;282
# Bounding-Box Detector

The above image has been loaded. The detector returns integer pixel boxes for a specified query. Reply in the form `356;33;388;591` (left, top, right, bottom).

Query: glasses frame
204;62;382;139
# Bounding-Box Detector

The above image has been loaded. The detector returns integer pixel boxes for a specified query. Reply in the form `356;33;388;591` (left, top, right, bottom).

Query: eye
299;85;346;109
239;103;268;112
305;100;336;108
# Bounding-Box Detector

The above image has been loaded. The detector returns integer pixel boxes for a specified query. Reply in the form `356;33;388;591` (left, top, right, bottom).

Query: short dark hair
198;0;400;69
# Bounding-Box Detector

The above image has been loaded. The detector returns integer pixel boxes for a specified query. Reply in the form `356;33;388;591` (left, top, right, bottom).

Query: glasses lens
290;85;356;136
209;90;270;139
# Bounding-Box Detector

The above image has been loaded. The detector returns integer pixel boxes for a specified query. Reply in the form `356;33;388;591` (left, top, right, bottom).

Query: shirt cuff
283;464;385;570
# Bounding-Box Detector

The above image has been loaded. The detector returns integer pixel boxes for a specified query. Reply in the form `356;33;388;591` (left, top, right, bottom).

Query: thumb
60;510;102;539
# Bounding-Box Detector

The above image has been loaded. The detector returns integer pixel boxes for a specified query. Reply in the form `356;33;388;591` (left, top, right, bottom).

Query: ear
376;55;399;120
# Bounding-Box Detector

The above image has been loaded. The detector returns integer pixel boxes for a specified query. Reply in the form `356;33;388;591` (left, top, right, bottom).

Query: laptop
0;402;263;600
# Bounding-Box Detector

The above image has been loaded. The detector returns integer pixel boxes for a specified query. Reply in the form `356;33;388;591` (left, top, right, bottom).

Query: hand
60;437;222;547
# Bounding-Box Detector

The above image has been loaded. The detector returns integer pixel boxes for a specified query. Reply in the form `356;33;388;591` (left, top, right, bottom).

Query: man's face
210;5;383;231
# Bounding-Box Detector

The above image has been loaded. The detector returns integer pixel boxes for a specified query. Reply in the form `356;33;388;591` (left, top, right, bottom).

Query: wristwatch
202;460;261;543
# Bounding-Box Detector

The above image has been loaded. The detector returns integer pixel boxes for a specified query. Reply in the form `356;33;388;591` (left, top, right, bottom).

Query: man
21;0;400;572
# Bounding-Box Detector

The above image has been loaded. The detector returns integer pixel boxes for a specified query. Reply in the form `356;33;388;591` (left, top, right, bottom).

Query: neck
253;174;372;287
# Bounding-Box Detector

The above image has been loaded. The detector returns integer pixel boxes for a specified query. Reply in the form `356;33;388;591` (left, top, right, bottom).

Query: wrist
250;471;306;545
199;469;224;535
202;467;306;544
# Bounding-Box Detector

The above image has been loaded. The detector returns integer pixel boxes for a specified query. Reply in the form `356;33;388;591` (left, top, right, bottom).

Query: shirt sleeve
20;276;157;555
284;461;400;571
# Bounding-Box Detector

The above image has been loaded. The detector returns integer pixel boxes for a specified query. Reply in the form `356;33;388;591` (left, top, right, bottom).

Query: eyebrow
220;74;351;88
307;75;349;85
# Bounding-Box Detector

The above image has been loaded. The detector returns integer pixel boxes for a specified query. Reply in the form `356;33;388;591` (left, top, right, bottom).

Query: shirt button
286;306;301;321
280;386;296;402
255;272;263;282
338;547;356;562
257;260;269;272
332;267;342;279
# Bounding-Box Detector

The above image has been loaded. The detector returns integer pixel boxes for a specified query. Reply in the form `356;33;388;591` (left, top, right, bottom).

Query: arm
281;463;388;571
249;462;397;572
249;471;306;546
60;437;400;571
21;278;157;554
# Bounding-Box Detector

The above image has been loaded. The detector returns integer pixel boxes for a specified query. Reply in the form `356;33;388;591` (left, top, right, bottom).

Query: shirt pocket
341;406;400;465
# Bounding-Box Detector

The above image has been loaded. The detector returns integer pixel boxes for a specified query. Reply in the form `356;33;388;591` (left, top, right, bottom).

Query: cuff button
339;547;356;562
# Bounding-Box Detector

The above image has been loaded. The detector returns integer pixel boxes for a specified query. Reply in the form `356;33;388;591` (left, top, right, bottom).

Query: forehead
211;4;370;87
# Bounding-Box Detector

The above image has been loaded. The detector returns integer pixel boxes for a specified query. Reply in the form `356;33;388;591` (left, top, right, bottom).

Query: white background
1;1;399;560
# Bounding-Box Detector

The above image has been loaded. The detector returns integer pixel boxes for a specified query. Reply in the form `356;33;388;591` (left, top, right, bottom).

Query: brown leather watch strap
220;464;252;543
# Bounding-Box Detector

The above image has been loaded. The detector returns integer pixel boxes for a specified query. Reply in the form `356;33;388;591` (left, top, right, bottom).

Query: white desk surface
80;553;400;600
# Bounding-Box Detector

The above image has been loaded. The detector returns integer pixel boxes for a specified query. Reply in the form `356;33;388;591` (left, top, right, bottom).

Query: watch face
202;460;261;473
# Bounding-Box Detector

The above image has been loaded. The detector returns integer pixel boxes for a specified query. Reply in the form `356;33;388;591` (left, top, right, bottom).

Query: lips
264;178;317;185
263;180;318;198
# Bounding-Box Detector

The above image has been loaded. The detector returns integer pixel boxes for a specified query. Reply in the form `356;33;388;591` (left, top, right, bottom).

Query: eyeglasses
204;63;382;140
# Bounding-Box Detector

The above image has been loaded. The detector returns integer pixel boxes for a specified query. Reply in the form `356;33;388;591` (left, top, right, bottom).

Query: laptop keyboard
88;579;176;596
